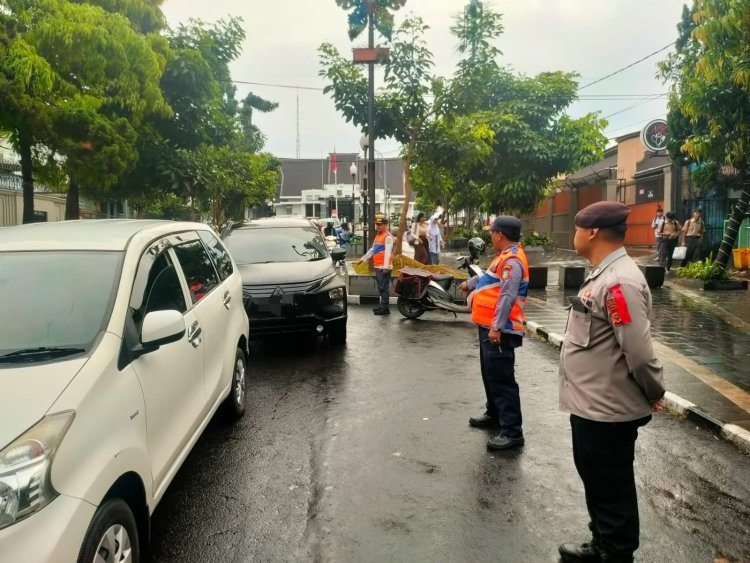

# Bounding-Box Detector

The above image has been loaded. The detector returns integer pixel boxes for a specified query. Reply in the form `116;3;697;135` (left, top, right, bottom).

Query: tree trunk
394;135;417;256
65;178;80;220
18;129;35;224
715;177;750;270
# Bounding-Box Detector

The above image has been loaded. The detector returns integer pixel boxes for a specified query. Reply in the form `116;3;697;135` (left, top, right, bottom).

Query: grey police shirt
559;247;665;422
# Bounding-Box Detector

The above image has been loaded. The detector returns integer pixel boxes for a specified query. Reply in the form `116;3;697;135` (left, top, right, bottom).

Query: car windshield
224;226;329;264
0;251;122;361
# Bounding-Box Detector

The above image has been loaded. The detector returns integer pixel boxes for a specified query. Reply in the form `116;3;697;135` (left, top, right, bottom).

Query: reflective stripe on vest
469;245;529;330
372;231;393;269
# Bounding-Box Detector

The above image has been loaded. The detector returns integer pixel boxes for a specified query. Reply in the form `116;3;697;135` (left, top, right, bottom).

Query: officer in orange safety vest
357;216;394;315
459;216;529;450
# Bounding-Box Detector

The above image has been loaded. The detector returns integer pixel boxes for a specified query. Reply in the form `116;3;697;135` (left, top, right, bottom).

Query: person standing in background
651;208;665;260
658;212;681;271
357;217;394;315
680;209;706;266
427;203;445;265
410;213;429;264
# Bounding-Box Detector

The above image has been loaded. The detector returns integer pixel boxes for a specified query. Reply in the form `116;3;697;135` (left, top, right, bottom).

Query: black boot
487;434;524;450
469;413;499;428
373;306;390;315
558;542;602;563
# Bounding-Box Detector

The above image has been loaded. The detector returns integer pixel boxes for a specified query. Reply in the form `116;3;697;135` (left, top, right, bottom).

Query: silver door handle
223;291;232;309
187;321;202;348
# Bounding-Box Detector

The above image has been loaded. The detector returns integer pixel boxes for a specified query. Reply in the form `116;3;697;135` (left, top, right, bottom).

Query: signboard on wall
640;119;669;152
635;179;664;204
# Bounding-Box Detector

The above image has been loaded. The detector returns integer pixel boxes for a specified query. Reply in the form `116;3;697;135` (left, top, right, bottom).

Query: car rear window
223;227;328;264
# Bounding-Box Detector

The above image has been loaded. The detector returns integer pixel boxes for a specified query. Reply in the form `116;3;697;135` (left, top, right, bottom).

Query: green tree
438;2;607;215
335;0;406;40
237;92;279;153
193;146;279;229
4;0;170;218
320;15;435;254
0;6;55;223
117;16;277;219
661;0;750;269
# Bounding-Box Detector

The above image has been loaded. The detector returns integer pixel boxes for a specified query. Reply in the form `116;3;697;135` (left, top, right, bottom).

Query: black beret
575;201;631;228
491;215;522;237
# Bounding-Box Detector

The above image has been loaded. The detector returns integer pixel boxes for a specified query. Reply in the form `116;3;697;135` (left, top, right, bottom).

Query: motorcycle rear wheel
397;297;426;319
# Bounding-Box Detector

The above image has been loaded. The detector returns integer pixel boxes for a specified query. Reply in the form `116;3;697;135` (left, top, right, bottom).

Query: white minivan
0;220;249;562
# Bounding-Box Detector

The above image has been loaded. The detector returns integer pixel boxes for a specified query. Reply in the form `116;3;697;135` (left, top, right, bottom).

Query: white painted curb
347;295;398;305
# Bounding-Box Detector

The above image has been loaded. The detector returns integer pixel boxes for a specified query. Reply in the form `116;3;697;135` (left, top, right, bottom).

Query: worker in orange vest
358;216;394;315
459;216;529;450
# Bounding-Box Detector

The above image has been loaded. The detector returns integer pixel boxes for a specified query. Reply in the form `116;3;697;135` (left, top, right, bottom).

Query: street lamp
349;162;357;223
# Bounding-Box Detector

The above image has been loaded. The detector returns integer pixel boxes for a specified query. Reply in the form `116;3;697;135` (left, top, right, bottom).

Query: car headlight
0;411;75;530
328;288;345;309
328;288;345;300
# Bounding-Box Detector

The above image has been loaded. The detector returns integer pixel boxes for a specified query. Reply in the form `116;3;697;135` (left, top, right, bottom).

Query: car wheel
397;297;425;319
78;498;139;563
328;319;347;345
222;347;247;421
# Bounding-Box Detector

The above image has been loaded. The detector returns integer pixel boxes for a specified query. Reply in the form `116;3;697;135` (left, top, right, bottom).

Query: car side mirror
330;248;347;262
139;310;186;354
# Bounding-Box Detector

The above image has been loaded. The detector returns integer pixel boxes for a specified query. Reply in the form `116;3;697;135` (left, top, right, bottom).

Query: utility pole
367;0;376;250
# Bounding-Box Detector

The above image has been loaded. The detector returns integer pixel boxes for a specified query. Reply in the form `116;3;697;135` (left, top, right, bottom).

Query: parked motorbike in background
395;237;485;319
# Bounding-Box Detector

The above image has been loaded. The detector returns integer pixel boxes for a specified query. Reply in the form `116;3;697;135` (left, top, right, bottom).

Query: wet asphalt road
149;307;750;563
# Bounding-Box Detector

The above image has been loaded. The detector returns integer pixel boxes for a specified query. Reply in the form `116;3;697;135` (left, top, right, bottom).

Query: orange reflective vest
371;230;393;269
469;245;529;330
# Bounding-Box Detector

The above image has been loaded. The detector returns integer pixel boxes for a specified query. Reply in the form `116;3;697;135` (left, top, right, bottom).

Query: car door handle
187;321;202;348
223;291;232;310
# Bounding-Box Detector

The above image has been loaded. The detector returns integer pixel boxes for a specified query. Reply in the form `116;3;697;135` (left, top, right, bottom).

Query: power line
230;79;324;92
602;94;665;119
604;113;666;137
578;42;675;91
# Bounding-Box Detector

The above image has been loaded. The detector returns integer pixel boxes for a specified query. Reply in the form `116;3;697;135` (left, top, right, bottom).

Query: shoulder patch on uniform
501;265;512;280
606;284;632;326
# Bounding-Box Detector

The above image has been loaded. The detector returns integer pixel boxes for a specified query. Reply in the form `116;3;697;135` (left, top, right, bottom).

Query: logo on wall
640;119;669;152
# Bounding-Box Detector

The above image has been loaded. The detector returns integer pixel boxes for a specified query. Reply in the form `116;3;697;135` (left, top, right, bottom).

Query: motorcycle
395;237;486;319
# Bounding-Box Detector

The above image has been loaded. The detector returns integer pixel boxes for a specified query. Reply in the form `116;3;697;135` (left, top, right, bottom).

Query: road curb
347;295;398;306
524;320;750;455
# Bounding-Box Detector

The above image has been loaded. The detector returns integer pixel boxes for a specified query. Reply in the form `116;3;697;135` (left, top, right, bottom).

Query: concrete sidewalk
521;249;750;453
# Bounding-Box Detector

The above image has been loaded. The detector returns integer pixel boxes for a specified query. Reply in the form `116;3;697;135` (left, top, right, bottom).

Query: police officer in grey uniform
558;201;665;563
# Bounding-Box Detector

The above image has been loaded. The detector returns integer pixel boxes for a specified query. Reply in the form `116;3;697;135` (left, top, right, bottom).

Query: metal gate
680;197;736;254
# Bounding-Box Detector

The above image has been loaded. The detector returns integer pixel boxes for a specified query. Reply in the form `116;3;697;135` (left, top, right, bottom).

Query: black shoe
558;542;602;563
487;433;524;450
373;307;390;315
469;413;499;428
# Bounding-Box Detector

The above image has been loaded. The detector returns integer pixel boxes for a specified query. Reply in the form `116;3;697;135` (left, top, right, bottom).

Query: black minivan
222;217;348;343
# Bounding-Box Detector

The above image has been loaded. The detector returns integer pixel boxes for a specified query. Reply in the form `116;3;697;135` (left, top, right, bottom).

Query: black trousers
478;327;523;438
375;268;391;307
659;237;678;270
570;414;651;559
682;235;703;266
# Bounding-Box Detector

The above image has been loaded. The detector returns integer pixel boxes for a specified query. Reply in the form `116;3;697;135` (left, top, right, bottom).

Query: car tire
78;498;139;563
221;347;247;421
328;319;347;345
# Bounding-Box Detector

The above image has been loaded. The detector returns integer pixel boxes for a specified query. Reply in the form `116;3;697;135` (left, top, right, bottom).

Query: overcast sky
162;0;689;160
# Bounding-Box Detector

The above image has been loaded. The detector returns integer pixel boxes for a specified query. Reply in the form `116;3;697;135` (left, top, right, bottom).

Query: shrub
520;232;556;248
454;225;475;239
676;254;729;281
